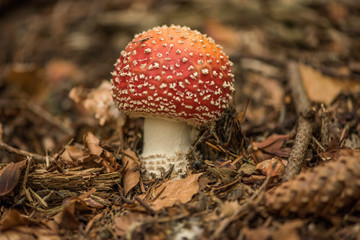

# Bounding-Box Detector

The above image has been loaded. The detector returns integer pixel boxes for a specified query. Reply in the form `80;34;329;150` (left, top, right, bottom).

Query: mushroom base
141;152;188;178
141;118;193;178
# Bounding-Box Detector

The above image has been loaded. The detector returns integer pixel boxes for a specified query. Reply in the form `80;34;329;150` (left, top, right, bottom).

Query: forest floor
0;0;360;239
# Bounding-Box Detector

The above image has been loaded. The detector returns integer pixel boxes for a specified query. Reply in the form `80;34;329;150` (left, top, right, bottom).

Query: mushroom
111;25;235;178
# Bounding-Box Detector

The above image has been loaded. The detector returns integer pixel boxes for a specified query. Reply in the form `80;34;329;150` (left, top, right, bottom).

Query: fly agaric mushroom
111;25;235;178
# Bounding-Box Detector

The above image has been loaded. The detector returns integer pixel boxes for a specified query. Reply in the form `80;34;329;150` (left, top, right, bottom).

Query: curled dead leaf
122;148;140;196
59;132;118;172
83;132;118;172
299;64;360;105
252;134;292;162
54;198;92;230
69;81;122;126
0;159;27;196
256;157;285;179
142;173;203;211
0;209;35;231
114;212;151;237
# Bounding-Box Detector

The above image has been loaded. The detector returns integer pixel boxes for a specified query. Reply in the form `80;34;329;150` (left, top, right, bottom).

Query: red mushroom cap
111;25;235;125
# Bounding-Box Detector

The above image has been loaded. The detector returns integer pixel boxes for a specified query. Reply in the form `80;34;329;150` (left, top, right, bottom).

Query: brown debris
122;148;141;196
1;1;360;239
0;159;27;196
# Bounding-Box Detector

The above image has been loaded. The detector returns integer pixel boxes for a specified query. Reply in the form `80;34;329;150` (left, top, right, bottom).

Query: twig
135;196;157;216
0;141;53;163
283;61;314;181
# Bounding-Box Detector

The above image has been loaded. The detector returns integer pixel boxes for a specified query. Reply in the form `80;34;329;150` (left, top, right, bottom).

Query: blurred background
0;0;359;161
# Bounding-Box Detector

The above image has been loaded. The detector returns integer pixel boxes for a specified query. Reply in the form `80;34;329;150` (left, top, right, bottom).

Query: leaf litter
0;1;360;239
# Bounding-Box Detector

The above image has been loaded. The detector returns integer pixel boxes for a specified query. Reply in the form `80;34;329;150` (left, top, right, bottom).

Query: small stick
283;62;314;181
0;141;53;163
135;196;157;216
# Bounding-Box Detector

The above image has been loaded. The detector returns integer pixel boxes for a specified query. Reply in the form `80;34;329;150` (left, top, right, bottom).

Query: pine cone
265;150;360;216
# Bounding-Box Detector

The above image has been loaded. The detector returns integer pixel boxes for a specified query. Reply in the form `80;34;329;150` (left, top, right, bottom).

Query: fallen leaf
299;64;360;105
45;59;84;84
144;173;203;211
219;200;241;218
83;132;118;172
0;209;34;231
252;134;292;161
242;175;266;184
0;160;27;196
58;132;118;172
255;157;285;179
60;145;86;166
122;149;140;196
83;131;103;156
53;197;93;230
253;134;292;150
114;212;151;237
53;201;80;230
69;81;122;126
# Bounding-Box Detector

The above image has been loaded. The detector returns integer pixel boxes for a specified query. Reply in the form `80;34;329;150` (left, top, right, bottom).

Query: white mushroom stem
141;118;193;178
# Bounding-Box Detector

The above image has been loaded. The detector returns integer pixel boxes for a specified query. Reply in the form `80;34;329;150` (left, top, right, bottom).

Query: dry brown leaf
114;212;151;237
60;145;86;166
122;149;140;196
255;157;285;179
145;173;203;211
59;132;118;172
252;134;292;161
53;201;80;230
45;59;84;84
83;132;118;172
253;134;292;150
69;81;122;126
0;160;27;196
242;174;266;184
0;209;34;231
83;131;103;156
54;197;93;230
299;64;360;105
219;200;241;218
